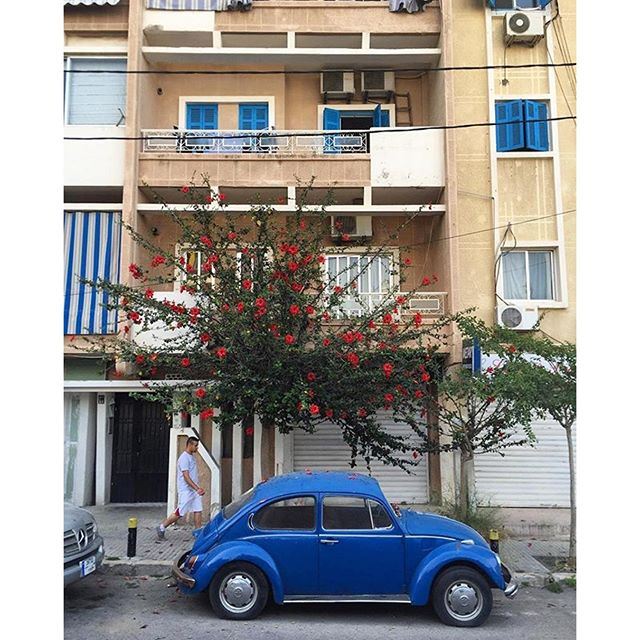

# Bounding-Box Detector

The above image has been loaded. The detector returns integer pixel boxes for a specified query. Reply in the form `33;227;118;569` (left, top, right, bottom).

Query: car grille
64;522;96;557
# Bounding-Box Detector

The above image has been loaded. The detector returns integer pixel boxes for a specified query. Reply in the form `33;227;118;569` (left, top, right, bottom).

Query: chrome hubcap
445;582;482;620
219;573;257;613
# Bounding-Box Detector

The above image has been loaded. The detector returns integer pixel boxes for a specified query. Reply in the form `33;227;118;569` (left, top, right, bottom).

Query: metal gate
110;395;170;503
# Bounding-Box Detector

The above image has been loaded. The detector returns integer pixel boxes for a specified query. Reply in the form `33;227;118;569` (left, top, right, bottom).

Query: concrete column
274;428;285;476
95;393;114;506
232;422;243;500
167;410;184;517
253;414;263;486
362;33;371;50
287;32;295;49
213;30;222;48
440;450;457;504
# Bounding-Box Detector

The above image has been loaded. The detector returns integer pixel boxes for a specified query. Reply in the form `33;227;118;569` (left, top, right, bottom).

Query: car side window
367;499;393;529
252;496;316;531
322;496;372;530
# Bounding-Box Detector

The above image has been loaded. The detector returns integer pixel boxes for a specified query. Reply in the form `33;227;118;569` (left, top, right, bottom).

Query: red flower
322;312;330;321
236;302;245;312
487;396;496;403
289;304;300;315
383;313;392;325
414;312;423;327
216;347;227;359
242;279;252;290
384;393;394;403
135;355;145;365
414;390;424;399
322;338;330;347
334;286;343;294
508;345;516;353
149;366;158;376
222;303;230;312
403;258;412;266
309;404;320;415
291;283;304;293
412;451;419;460
396;296;406;304
181;185;190;194
346;352;360;367
382;363;393;378
227;231;237;241
486;366;494;374
305;306;315;315
144;288;154;299
432;274;439;282
189;307;200;318
245;426;254;436
307;372;316;382
342;331;355;344
421;372;431;383
149;353;158;362
277;196;286;205
205;194;213;204
341;233;351;242
218;192;226;201
279;243;290;253
200;235;213;248
128;263;143;279
195;387;206;399
287;261;299;272
421;276;431;286
200;333;211;343
357;408;367;418
318;255;326;264
181;357;191;367
299;220;307;230
325;408;334;419
368;320;376;329
255;297;267;308
284;334;295;345
201;408;214;420
287;245;299;255
127;311;141;323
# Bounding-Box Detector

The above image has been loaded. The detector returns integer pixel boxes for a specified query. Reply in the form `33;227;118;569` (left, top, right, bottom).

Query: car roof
253;471;384;501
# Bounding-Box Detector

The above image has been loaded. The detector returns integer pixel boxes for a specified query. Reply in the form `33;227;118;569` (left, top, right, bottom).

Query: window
322;496;394;530
322;105;389;153
176;247;260;291
501;249;556;301
368;499;393;529
253;496;316;531
495;100;550;152
65;58;127;125
325;254;392;317
222;487;256;519
488;1;551;9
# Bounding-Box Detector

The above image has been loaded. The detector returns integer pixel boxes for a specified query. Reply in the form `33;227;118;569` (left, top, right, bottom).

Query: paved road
65;571;575;640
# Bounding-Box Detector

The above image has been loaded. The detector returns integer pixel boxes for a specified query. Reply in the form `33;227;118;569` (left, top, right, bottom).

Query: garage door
475;420;576;508
293;413;429;504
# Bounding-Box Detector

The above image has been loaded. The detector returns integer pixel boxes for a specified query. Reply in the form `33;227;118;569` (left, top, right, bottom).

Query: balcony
139;127;445;191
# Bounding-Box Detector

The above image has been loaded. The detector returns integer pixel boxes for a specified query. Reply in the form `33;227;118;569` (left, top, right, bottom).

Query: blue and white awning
145;0;252;10
64;211;122;335
65;1;122;6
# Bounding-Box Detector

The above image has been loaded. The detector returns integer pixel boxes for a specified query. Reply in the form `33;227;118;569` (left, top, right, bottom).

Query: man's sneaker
156;525;165;540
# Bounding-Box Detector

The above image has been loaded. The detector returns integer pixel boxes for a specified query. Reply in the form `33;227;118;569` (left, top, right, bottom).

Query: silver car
64;503;105;586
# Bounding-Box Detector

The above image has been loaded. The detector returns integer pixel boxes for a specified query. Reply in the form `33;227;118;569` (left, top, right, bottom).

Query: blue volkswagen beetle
172;471;518;627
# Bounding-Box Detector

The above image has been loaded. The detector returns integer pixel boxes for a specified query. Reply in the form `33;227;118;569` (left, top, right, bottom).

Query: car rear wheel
431;566;493;627
209;562;269;620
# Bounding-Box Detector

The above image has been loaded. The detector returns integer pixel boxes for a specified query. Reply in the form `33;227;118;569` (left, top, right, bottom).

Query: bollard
127;517;138;558
489;529;500;554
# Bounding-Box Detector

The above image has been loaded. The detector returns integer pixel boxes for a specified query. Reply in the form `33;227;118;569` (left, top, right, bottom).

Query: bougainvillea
84;179;453;469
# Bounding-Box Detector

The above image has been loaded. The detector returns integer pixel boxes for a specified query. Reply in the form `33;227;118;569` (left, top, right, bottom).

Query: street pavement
65;572;576;640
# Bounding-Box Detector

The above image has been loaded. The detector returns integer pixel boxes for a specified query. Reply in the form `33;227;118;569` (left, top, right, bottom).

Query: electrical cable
62;62;576;76
64;114;576;141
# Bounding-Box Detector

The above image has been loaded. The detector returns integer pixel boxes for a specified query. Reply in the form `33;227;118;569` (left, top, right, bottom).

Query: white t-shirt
177;450;199;495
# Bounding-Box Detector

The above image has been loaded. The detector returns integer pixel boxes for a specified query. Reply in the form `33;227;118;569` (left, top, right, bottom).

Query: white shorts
175;492;203;517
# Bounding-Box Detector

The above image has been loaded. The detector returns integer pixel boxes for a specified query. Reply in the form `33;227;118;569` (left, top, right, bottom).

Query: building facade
64;0;575;516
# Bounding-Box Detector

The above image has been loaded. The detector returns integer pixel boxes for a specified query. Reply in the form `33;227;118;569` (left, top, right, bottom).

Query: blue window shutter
186;103;218;129
524;100;550;151
380;109;390;127
487;1;496;8
539;0;552;8
323;108;341;130
495;100;524;151
373;105;382;128
239;103;269;130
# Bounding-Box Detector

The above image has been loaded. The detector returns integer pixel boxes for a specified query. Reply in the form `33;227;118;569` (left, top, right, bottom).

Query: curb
102;559;173;577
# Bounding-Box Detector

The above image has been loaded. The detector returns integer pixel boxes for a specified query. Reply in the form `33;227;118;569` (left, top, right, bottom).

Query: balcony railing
332;291;448;319
142;129;369;155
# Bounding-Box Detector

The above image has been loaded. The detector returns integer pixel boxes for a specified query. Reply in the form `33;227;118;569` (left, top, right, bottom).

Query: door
110;396;170;503
185;102;218;151
318;495;405;595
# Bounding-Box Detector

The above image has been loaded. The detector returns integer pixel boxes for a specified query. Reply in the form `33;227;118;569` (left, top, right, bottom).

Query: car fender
191;540;284;602
409;541;505;605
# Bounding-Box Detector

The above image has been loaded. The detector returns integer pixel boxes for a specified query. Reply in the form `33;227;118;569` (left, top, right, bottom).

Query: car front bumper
501;562;519;599
172;552;196;589
64;537;105;587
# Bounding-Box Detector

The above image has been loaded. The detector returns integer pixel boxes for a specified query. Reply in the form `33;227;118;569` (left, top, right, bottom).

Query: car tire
430;565;493;628
209;561;269;620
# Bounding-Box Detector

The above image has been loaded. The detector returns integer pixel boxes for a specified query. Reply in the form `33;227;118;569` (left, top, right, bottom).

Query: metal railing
141;129;369;155
332;291;448;319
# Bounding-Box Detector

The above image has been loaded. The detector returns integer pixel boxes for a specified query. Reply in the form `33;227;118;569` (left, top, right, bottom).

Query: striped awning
64;211;122;335
65;1;122;6
146;0;252;10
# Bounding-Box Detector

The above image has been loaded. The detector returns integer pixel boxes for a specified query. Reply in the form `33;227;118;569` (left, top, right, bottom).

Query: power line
64;115;576;141
62;62;576;76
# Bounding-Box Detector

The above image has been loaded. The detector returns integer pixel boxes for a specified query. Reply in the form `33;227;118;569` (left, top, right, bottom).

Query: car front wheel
431;566;493;627
209;562;269;620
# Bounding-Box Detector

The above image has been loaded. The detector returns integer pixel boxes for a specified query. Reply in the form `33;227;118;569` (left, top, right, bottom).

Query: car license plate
80;556;96;577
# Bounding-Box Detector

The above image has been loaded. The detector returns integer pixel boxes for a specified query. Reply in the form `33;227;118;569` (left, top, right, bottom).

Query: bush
436;500;503;541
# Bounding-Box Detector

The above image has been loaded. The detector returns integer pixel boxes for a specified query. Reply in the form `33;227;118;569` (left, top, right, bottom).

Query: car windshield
222;487;256;520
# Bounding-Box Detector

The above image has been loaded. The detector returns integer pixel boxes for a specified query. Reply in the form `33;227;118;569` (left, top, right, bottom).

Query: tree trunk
565;424;576;568
459;450;474;521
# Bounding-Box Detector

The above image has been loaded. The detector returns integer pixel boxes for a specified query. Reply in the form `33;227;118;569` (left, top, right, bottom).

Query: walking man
157;436;205;539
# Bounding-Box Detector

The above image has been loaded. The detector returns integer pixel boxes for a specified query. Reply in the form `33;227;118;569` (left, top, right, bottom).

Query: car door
318;494;405;595
248;495;319;595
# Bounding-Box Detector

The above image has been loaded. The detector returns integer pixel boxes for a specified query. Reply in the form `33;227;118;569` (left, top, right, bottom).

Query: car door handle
320;538;340;545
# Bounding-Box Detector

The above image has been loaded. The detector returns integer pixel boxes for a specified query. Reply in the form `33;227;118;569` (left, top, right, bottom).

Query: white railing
332;291;448;319
141;129;369;155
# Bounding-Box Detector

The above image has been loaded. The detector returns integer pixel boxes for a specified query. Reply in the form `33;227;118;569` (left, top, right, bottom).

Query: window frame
251;495;317;532
500;247;558;303
495;98;551;153
64;56;128;126
320;494;397;532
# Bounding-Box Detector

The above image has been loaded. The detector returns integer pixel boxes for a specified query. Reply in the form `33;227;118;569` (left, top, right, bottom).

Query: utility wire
64;115;576;141
62;62;576;76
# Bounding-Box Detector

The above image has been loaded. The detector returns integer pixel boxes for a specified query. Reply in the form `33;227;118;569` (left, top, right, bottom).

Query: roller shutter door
293;412;428;504
475;420;576;508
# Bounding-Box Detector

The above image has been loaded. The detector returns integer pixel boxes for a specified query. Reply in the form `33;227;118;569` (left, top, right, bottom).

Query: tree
81;179;451;470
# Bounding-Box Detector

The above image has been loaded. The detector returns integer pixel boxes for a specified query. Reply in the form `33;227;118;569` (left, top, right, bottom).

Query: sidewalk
87;504;571;584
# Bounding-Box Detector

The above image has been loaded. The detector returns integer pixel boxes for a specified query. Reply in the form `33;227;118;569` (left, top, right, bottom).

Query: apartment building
63;0;575;519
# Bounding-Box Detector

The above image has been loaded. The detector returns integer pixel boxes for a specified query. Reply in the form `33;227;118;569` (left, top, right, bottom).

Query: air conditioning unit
360;71;395;95
497;302;539;331
504;11;545;47
321;71;355;97
331;215;373;239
